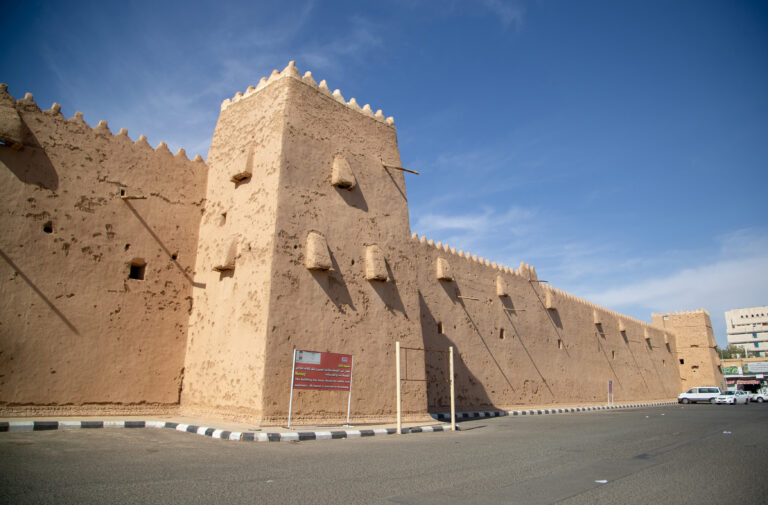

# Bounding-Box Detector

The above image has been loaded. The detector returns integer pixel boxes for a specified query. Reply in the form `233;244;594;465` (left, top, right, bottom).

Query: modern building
725;306;768;357
720;357;768;392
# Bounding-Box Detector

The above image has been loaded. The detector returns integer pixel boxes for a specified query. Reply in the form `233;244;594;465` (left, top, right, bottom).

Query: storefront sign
722;366;742;376
747;362;768;374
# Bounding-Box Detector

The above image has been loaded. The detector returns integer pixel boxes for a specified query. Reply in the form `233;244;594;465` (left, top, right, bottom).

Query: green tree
718;344;746;359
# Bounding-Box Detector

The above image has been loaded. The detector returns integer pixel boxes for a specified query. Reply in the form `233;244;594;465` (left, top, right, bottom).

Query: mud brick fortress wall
0;63;723;423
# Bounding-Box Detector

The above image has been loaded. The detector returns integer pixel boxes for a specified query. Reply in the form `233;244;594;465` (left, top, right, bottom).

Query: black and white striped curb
0;420;455;442
431;401;677;422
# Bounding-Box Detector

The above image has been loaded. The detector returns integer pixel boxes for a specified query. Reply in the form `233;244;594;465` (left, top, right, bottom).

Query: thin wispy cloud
482;0;525;29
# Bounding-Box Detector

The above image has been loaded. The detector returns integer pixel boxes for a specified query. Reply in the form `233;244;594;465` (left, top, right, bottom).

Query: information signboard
747;361;768;374
293;350;352;391
287;349;354;428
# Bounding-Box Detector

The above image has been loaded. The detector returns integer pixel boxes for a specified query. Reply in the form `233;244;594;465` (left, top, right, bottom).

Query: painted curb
0;402;676;442
0;419;455;442
430;401;677;421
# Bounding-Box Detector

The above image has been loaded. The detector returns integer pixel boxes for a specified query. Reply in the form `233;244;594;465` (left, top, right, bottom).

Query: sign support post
449;345;456;431
287;349;297;429
287;349;353;428
396;341;402;435
345;356;354;426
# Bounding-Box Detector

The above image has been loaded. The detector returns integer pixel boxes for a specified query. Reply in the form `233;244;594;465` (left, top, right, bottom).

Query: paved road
2;404;767;504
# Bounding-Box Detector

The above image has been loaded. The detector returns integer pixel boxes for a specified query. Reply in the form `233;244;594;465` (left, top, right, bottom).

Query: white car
715;390;750;405
748;391;767;403
678;387;722;404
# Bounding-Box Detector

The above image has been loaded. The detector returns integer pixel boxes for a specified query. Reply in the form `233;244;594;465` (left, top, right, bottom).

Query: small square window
679;358;685;365
129;259;146;280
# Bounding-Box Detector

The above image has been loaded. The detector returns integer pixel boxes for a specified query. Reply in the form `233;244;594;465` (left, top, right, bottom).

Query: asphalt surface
1;404;767;504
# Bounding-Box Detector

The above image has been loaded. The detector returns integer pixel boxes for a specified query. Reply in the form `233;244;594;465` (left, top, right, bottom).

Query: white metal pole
346;356;354;426
287;349;297;429
396;341;402;435
449;346;456;432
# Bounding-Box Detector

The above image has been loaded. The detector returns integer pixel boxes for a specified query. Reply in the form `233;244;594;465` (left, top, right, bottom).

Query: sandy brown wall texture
259;74;424;422
199;66;686;423
181;76;291;421
0;63;721;422
652;311;724;389
414;240;682;412
0;86;206;413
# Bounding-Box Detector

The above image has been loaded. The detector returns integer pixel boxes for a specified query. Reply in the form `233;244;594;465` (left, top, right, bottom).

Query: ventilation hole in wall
499;328;505;340
220;212;227;226
558;339;563;349
171;252;178;260
437;322;443;334
666;343;671;353
119;188;126;197
662;359;666;366
621;330;628;343
351;259;355;265
42;221;53;234
611;350;616;360
691;365;699;369
124;244;130;251
646;339;653;350
293;245;298;249
129;258;146;280
679;358;685;365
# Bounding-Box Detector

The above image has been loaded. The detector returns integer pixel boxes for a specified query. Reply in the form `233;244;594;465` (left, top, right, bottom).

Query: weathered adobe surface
181;75;289;421
0;85;206;413
195;65;685;424
653;311;724;389
415;239;682;412
0;63;721;424
259;74;423;423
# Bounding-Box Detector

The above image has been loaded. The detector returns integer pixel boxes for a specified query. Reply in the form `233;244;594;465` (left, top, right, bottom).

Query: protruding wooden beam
382;162;419;175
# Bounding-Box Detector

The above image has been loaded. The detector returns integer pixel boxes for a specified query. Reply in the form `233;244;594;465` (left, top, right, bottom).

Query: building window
499;328;505;340
679;358;685;365
437;322;443;334
129;259;146;280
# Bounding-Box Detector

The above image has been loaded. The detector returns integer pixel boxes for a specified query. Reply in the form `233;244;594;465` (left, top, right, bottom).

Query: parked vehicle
678;387;722;404
715;390;750;405
748;391;767;403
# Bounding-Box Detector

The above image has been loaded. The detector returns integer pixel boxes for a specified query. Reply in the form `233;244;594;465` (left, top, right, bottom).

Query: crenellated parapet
652;309;710;318
220;61;396;127
409;232;531;278
0;83;207;168
408;231;671;334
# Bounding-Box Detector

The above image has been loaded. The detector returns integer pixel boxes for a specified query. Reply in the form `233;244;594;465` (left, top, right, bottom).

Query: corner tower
653;310;724;391
182;63;421;422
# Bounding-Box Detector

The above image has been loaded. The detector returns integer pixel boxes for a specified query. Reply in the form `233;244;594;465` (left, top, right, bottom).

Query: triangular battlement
220;61;395;127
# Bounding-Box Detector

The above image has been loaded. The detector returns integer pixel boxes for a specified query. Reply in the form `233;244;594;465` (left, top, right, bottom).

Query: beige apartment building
726;306;768;357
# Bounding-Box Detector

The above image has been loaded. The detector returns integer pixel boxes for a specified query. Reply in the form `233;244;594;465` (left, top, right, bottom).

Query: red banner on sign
292;350;352;391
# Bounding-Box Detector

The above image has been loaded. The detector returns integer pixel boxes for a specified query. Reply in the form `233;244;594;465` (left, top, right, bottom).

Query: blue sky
2;0;766;346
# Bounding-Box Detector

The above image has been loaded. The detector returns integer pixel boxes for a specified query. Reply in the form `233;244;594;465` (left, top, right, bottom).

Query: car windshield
722;391;734;396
